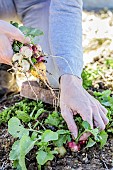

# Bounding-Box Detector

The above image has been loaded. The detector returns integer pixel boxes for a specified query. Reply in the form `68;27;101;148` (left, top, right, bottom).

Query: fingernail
71;133;77;139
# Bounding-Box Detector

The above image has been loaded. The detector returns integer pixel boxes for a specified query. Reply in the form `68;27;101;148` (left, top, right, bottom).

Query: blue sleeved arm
49;0;83;78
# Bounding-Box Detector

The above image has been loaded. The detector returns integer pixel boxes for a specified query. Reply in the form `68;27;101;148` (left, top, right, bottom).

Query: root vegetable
36;56;44;63
32;45;37;53
67;141;81;152
79;140;86;146
36;45;42;52
30;62;47;81
12;53;23;64
21;59;30;72
20;46;32;58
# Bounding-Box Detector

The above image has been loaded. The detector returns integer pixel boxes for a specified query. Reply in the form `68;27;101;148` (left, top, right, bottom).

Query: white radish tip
20;46;32;58
21;59;30;72
12;53;23;62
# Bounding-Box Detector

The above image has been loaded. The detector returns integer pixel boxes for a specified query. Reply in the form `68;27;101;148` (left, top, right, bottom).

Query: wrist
60;74;82;88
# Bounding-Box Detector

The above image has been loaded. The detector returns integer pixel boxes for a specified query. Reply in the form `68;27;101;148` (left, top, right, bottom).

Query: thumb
0;20;30;44
7;28;30;44
60;103;78;138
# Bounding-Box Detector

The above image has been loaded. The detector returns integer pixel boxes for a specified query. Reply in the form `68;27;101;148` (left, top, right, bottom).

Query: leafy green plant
0;90;112;169
82;69;93;89
8;117;70;169
78;121;108;148
11;21;43;52
82;68;100;89
0;99;44;125
7;100;110;169
94;90;113;133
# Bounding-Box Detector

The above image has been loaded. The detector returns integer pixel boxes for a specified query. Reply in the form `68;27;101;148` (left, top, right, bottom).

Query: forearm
49;0;83;79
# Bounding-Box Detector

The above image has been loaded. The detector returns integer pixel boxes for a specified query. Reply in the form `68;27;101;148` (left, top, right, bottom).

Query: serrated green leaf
13;160;22;170
57;130;70;135
45;112;61;127
41;130;58;142
85;138;96;148
19;26;43;37
36;150;54;165
99;131;108;148
31;132;38;141
13;43;20;52
90;128;99;140
34;108;45;120
8;117;29;139
82;121;91;129
9;140;20;160
31;57;37;64
19;135;36;170
54;135;67;147
54;130;71;147
16;111;31;123
11;21;19;28
101;90;111;98
19;135;36;155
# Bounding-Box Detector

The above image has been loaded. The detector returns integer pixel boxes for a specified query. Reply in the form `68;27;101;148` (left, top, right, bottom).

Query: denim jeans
0;0;83;88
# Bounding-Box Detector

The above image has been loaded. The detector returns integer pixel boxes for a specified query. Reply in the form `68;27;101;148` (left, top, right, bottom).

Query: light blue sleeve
49;0;83;78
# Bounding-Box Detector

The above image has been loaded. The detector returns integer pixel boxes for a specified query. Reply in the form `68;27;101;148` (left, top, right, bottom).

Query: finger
0;21;30;44
79;132;91;141
93;97;108;115
7;29;30;44
79;106;93;129
73;110;78;116
93;108;105;130
78;106;93;141
0;34;13;64
98;103;108;115
91;97;109;126
98;107;109;125
0;58;11;65
85;90;108;115
60;103;78;138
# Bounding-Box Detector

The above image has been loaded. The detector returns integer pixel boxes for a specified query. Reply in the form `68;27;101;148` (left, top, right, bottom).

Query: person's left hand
0;20;30;65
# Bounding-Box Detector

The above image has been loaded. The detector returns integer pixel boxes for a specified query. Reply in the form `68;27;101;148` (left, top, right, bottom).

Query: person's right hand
60;75;109;141
0;20;30;65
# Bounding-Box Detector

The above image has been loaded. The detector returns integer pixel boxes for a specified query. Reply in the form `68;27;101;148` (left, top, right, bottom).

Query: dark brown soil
0;94;113;170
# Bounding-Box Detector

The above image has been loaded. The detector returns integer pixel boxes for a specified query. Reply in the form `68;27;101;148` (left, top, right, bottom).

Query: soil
0;94;113;170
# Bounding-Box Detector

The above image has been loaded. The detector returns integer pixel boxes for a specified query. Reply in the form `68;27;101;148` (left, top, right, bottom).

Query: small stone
20;81;59;104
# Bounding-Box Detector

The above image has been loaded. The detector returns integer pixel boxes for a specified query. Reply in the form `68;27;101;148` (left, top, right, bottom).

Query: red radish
37;56;44;63
32;45;37;53
32;53;38;58
79;140;86;146
67;141;81;152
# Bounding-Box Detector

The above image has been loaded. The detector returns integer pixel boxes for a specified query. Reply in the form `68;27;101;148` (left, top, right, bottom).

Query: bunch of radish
67;140;86;152
12;44;47;81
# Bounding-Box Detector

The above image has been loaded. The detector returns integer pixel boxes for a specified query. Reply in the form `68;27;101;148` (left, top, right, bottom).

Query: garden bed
0;95;113;170
0;10;113;170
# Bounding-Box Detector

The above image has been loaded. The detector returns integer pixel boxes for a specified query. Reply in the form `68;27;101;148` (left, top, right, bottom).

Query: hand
60;74;109;140
0;20;30;65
